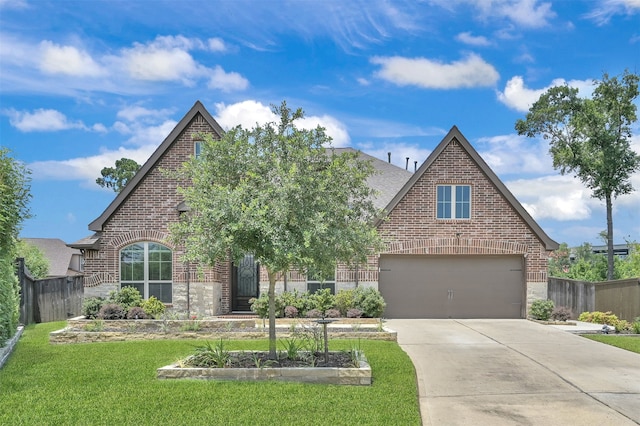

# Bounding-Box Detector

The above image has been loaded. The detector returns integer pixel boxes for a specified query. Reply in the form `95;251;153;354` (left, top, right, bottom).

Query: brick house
70;101;558;318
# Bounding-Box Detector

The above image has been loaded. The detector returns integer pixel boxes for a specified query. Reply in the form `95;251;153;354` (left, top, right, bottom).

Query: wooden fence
548;277;640;321
16;258;84;325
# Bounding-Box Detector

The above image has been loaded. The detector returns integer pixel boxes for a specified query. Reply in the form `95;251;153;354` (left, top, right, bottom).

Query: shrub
353;287;386;318
97;303;126;320
141;296;165;318
346;308;363;318
305;309;322;318
550;306;572;322
108;286;142;313
613;319;631;333
284;305;299;318
82;297;105;319
279;290;312;317
335;289;356;316
249;293;285;318
309;288;335;314
325;308;341;318
578;311;619;325
632;318;640;334
529;299;554;321
126;306;148;319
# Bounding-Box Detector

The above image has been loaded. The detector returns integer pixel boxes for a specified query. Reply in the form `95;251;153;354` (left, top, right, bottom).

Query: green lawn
582;335;640;354
0;322;421;425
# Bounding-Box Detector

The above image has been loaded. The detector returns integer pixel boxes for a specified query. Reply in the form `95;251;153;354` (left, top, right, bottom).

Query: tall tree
171;102;383;358
0;148;31;345
96;158;141;193
516;71;640;280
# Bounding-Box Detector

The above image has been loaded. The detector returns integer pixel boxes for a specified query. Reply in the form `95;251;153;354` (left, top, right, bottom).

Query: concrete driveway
386;319;640;425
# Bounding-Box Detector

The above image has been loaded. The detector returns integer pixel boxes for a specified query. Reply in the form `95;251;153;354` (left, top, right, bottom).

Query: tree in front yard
516;71;640;280
0;148;31;346
171;101;383;358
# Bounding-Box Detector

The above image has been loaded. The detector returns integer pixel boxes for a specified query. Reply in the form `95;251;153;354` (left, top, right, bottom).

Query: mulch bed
183;351;355;368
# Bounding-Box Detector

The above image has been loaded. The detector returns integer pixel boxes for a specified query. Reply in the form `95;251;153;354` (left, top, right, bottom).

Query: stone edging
0;326;24;370
157;351;372;385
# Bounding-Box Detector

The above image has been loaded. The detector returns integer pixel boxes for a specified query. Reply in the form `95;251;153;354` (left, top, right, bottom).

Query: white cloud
208;37;227;52
497;75;594;112
357;77;371;86
119;42;205;83
29;145;158;185
116;105;174;122
0;0;28;10
39;40;105;77
213;100;350;146
584;0;640;25
4;108;87;132
505;175;595;221
455;32;491;46
371;54;499;89
430;0;556;28
207;65;249;91
477;133;553;175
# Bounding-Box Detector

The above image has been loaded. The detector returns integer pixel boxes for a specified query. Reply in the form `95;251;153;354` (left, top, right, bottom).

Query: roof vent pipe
414;161;418;172
405;157;409;170
387;152;391;163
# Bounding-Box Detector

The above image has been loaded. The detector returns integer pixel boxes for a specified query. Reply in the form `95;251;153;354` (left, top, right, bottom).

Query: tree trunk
606;193;614;281
267;269;277;359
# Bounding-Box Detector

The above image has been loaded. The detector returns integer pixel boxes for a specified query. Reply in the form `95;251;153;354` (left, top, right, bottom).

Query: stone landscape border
0;326;24;370
157;351;372;385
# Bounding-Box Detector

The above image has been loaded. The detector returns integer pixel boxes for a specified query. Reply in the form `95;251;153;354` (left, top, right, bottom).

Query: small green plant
181;316;201;332
82;297;105;319
529;299;554;321
335;289;356;316
578;311;619;325
108;286;142;314
82;319;105;332
351;323;361;332
632;318;640;334
376;318;385;332
613;319;631;333
310;288;335;315
185;339;231;368
140;296;165;318
250;352;277;369
279;336;303;360
344;339;362;367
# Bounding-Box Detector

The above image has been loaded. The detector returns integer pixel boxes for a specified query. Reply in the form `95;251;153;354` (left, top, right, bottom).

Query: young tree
171;102;383;358
17;240;49;279
516;71;640;280
96;158;141;193
0;148;31;345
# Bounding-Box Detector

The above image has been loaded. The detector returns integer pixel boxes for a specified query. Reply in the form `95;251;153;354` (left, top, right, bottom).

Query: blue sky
1;0;639;247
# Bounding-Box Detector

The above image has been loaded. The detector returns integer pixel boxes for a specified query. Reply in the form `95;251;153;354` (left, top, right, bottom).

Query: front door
232;254;259;312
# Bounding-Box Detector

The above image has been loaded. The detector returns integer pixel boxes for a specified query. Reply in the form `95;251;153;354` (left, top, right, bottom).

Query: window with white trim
437;185;471;219
194;141;202;158
120;242;172;303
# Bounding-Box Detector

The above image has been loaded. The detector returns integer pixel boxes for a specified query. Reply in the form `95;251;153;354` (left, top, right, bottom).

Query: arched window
120;242;172;303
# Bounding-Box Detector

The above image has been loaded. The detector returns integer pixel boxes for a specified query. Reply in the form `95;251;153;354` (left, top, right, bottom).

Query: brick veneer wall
82;113;229;315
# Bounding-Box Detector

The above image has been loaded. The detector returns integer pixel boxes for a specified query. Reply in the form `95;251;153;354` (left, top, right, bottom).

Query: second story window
437;185;471;219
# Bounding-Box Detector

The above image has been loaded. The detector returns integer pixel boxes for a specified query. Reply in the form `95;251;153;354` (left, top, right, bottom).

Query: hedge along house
70;101;558;318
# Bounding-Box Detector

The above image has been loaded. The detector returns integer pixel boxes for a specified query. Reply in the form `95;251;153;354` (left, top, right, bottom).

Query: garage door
378;255;524;319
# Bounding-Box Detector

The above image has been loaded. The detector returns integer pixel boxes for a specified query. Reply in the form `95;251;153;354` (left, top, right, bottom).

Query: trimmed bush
82;297;105;319
335;289;356;316
284;306;298;318
550;306;572;322
578;311;619;325
305;309;322;318
126;306;148;319
530;299;554;321
141;296;165;318
325;308;341;318
108;286;142;313
353;287;386;318
346;308;363;318
97;303;126;320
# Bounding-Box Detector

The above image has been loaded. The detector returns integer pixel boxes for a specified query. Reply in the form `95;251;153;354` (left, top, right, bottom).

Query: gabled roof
88;101;223;232
378;126;559;251
333;148;412;210
23;238;81;276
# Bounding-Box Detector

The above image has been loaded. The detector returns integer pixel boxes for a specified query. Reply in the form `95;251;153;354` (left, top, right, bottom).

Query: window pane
455;185;471;218
437;186;452;219
160;262;172;280
149;262;160;280
150;283;172;303
123;282;144;297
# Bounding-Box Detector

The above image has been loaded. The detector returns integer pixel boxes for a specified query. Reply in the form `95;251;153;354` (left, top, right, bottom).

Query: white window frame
194;141;202;158
437;184;471;219
120;242;172;303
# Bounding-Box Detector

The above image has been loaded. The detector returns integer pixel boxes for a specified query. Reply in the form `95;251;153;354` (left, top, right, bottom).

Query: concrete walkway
387;319;640;425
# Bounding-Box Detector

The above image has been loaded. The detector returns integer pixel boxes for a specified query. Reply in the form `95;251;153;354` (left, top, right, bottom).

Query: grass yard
582;335;640;354
0;322;421;426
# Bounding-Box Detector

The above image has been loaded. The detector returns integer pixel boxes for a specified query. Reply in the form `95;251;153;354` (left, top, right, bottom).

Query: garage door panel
379;255;524;319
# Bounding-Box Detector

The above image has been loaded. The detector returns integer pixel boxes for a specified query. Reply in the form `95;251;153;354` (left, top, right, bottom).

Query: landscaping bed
50;317;396;344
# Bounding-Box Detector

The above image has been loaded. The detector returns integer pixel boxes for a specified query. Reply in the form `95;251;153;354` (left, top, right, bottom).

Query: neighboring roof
378;126;559;251
88;100;224;232
333;148;412;211
23;238;81;276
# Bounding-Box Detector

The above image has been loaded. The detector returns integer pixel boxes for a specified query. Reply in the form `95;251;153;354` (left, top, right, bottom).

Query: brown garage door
378;255;524;319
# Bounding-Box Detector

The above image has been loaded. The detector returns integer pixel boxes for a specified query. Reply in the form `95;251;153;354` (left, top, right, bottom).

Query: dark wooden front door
232;254;259;312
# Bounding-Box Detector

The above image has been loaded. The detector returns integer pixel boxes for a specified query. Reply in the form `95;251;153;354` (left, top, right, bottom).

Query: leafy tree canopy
96;158;141;193
516;71;640;280
17;240;49;279
171;101;383;356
